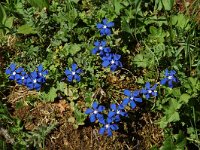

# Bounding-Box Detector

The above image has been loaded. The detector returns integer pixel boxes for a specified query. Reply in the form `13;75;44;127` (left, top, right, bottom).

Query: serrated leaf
17;24;37;34
40;87;57;102
69;44;81;56
167;111;180;123
133;53;148;68
180;93;190;103
28;0;49;9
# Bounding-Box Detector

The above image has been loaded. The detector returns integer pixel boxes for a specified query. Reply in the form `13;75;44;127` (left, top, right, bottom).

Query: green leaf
162;0;174;11
180;93;190;103
28;0;49;10
112;0;124;15
17;24;37;34
133;53;148;68
4;17;14;29
40;87;57;102
0;4;7;24
167;111;180;123
69;44;81;56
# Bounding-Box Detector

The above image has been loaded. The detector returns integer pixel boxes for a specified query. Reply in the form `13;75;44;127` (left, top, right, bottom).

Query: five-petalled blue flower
122;90;142;109
65;63;82;82
160;69;178;88
101;53;122;71
85;102;105;123
97;18;114;36
141;82;158;99
92;40;111;57
99;117;119;137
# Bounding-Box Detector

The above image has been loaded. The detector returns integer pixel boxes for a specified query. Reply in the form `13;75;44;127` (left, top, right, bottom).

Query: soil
10;87;163;150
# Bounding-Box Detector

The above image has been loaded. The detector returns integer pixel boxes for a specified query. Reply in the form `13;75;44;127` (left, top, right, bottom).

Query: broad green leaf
17;24;37;34
133;53;148;68
180;93;190;103
112;0;124;15
162;0;174;11
28;0;49;10
69;44;81;56
167;111;180;123
0;4;7;24
4;17;14;29
40;87;57;102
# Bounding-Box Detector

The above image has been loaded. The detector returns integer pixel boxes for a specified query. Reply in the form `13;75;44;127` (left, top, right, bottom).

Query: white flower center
103;25;107;29
33;79;37;83
39;73;42;76
148;90;152;93
105;124;110;129
168;76;173;79
111;60;115;64
21;76;25;80
116;110;120;114
93;110;98;114
130;97;134;100
72;71;76;75
12;71;16;75
99;46;103;50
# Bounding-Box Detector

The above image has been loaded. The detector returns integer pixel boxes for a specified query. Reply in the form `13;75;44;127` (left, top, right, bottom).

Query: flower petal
110;103;116;110
92;102;98;109
102;60;110;67
99;127;105;135
124;89;131;96
85;108;93;114
89;114;96;122
130;101;136;109
71;63;77;71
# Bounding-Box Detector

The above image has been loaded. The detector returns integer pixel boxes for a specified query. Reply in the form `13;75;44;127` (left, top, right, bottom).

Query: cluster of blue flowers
5;19;180;137
85;69;179;137
5;63;48;91
92;18;122;72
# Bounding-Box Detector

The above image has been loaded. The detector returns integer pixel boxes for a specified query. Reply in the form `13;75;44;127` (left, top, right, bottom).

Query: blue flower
26;71;42;91
5;63;24;80
122;90;142;109
92;40;111;56
108;104;128;122
85;102;105;123
99;117;119;137
160;69;178;88
97;18;114;36
37;64;48;83
101;53;122;71
65;63;82;82
141;82;158;99
16;71;28;85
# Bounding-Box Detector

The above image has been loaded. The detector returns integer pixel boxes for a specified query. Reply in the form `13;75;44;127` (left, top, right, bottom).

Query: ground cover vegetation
0;0;200;149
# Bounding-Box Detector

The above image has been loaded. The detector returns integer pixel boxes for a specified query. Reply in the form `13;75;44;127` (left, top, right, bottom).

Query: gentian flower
108;104;128;122
92;40;111;56
26;71;42;91
141;82;158;99
101;53;122;71
160;69;178;88
5;63;24;80
85;102;105;123
97;18;114;36
99;117;119;137
37;64;48;83
65;63;82;82
122;90;142;109
16;71;28;85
